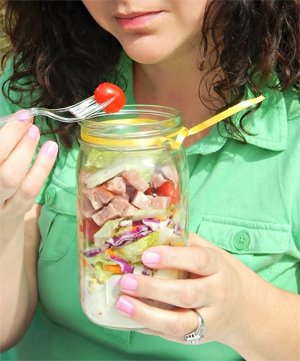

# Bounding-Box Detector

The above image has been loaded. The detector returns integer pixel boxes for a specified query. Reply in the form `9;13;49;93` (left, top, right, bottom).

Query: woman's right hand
0;110;58;221
0;110;59;350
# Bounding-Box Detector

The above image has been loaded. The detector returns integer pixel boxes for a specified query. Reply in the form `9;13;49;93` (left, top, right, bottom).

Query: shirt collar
187;86;288;155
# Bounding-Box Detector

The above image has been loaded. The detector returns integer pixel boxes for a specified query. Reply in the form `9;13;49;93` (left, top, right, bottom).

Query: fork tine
69;98;95;114
71;96;117;118
72;103;99;118
56;95;95;112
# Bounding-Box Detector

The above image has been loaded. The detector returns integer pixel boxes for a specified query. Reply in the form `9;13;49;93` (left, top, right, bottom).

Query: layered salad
77;147;188;328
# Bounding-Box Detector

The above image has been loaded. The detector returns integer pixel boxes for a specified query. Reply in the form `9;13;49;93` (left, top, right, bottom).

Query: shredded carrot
104;249;116;257
103;264;123;274
131;225;140;231
82;259;92;267
153;216;167;221
174;241;185;247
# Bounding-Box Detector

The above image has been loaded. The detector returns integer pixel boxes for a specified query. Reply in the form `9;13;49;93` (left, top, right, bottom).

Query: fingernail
40;141;58;158
27;125;40;140
142;251;160;266
120;275;138;292
116;297;135;316
16;110;33;123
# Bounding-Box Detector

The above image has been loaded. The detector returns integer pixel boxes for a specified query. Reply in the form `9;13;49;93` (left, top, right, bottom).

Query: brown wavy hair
1;0;300;148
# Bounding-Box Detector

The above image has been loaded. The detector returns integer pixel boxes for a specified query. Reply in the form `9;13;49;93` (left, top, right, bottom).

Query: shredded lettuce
85;149;170;188
113;231;160;263
132;208;171;221
158;227;181;245
91;265;114;284
84;149;121;170
85;251;114;264
93;219;121;249
86;158;138;188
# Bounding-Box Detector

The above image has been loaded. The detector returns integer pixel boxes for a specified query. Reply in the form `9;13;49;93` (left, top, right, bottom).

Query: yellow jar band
81;128;185;149
81;95;265;150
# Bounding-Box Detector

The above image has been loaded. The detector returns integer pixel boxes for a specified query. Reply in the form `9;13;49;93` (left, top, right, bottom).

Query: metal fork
0;95;116;126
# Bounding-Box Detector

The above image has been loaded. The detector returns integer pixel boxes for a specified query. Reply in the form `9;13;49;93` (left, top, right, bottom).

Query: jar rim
79;104;181;127
79;104;183;147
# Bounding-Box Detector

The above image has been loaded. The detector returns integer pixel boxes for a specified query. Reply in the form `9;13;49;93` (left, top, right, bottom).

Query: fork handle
0;110;34;127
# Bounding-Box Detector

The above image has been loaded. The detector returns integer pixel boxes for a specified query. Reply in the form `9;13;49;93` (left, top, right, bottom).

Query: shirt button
45;188;56;206
233;230;250;250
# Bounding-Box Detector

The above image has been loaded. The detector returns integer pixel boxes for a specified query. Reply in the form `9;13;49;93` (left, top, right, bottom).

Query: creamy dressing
80;275;142;329
80;269;184;329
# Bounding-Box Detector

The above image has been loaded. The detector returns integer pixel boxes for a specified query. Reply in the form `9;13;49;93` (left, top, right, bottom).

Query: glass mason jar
76;105;189;329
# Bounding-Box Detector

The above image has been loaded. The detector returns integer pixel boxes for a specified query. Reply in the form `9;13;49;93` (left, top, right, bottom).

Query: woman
0;1;299;360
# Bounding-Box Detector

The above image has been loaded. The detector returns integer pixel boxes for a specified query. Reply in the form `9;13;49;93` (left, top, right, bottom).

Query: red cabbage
110;256;134;273
106;225;152;247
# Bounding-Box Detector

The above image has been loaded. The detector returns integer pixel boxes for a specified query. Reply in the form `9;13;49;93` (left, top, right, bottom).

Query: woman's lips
117;12;163;29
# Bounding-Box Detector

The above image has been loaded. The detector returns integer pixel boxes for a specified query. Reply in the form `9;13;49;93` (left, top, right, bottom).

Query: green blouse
0;55;299;361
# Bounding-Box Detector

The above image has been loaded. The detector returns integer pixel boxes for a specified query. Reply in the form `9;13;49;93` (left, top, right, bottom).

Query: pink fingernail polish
16;110;33;123
27;125;40;140
142;251;160;266
120;275;138;291
40;141;58;158
116;297;135;316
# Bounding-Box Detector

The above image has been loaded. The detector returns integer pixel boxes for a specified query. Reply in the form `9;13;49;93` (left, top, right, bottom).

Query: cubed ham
122;204;139;217
106;176;127;195
111;195;130;214
122;170;149;192
79;171;92;188
80;172;105;211
150;172;167;188
131;191;152;209
131;191;171;210
94;185;116;204
150;195;171;210
125;185;136;202
90;193;104;210
161;166;179;184
82;188;103;210
79;194;98;218
92;203;121;227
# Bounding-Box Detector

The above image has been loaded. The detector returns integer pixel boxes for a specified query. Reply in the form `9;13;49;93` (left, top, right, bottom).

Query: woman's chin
121;41;171;65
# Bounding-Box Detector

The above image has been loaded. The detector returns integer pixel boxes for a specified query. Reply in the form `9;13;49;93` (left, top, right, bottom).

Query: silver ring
184;309;205;345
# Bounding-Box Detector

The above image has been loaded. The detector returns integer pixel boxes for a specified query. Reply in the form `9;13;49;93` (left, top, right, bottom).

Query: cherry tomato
81;218;100;243
94;83;126;113
156;181;180;204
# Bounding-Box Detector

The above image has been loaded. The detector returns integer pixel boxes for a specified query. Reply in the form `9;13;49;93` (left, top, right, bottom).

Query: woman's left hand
116;232;264;346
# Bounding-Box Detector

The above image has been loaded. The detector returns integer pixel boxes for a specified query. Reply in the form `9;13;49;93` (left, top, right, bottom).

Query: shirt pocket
38;179;77;261
197;215;291;281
